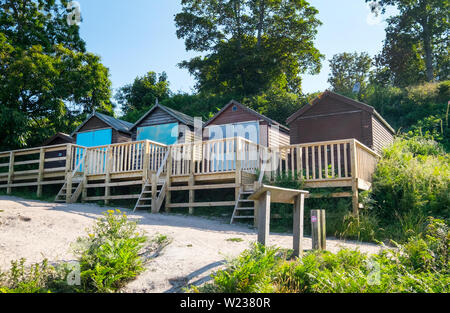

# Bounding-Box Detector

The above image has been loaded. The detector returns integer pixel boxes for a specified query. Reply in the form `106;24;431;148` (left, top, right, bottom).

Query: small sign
311;216;317;223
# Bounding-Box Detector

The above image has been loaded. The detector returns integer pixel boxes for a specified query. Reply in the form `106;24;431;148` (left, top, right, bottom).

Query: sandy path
0;196;382;293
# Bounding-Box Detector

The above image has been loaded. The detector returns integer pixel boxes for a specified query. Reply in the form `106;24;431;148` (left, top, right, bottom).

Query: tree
175;0;323;97
0;0;113;149
116;71;171;122
367;0;449;83
328;52;372;98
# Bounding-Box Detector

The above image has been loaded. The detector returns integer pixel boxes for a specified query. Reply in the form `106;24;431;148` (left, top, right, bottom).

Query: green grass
226;237;244;242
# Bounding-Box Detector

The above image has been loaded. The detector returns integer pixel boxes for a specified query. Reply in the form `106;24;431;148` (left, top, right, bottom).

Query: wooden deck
0;137;380;219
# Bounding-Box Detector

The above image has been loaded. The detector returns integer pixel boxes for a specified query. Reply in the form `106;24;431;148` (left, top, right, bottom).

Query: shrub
203;244;282;293
73;209;147;293
0;258;71;293
198;219;449;293
369;136;450;241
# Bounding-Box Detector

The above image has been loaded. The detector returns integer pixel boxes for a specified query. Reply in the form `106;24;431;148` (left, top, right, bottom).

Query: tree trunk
422;20;434;81
256;0;265;49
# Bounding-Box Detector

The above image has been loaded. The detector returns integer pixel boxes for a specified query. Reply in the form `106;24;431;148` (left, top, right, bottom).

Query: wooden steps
133;181;165;212
230;189;255;224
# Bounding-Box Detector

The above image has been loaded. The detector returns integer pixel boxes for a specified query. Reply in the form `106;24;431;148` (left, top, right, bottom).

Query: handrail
0;143;72;157
155;150;170;180
84;139;167;150
71;152;86;176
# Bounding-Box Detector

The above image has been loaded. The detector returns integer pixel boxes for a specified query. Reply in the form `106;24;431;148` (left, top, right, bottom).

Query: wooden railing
0;144;71;195
265;139;380;184
168;137;266;176
0;137;380;200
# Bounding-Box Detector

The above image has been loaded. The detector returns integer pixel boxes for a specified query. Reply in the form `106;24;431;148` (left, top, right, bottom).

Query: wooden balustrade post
65;144;73;174
165;149;172;213
7;151;14;195
151;172;157;213
142;141;150;186
36;147;45;197
104;147;112;205
350;140;359;217
81;150;88;202
235;137;242;202
66;171;72;204
189;143;195;214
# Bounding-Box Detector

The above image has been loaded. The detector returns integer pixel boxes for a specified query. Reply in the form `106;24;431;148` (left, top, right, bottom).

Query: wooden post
311;209;326;250
235;137;242;205
165;148;172;213
257;191;271;246
65;144;73;174
293;194;305;257
350;140;359;216
142;141;150;186
151;173;157;213
66;172;73;203
104;147;112;205
253;199;259;228
320;209;326;250
7;151;14;195
36;147;45;197
81;149;88;202
189;143;195;214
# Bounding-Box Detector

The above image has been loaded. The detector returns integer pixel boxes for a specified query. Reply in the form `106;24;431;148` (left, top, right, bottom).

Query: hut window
76;129;112;147
232;105;237;112
137;123;179;145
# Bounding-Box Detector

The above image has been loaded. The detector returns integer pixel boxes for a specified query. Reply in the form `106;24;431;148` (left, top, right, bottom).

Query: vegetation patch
191;218;449;293
0;209;170;293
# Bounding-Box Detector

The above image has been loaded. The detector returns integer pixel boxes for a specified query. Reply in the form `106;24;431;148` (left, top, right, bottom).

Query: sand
0;196;383;292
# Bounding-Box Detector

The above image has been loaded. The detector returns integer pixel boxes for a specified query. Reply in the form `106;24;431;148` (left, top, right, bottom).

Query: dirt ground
0;196;383;293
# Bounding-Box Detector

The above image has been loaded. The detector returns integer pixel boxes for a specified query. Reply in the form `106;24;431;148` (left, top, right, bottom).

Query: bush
369;136;450;241
197;218;449;293
201;244;282;293
0;259;71;293
73;209;147;293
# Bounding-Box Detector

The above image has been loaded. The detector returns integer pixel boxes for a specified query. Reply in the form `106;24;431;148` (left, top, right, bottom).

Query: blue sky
76;0;394;99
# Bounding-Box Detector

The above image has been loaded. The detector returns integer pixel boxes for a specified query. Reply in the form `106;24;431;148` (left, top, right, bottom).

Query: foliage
196;218;449;293
367;0;449;84
200;244;282;293
116;71;171;122
368;136;449;241
0;0;113;150
175;0;323;97
364;80;450;150
328;52;373;98
0;258;71;293
72;209;147;293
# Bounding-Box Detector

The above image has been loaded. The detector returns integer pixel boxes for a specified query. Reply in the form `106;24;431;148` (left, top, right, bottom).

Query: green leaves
0;0;113;150
175;0;323;98
75;210;147;293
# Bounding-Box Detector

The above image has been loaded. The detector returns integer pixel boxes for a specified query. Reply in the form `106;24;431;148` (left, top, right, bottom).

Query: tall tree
328;52;373;98
0;0;113;149
367;0;449;83
175;0;323;97
116;71;171;123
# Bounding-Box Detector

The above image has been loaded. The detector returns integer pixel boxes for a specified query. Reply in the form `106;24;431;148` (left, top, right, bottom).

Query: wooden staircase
133;179;166;212
230;188;255;224
55;174;84;203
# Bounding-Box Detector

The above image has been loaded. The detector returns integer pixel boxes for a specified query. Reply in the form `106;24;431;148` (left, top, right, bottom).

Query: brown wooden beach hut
203;100;290;147
286;91;395;153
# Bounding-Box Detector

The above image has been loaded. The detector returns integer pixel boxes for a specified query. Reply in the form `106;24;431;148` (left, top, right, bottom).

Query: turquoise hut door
75;129;112;172
76;129;112;147
137;123;178;145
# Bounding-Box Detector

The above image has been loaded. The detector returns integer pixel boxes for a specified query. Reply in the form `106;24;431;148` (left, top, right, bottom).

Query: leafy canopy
175;0;323;97
0;0;113;149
